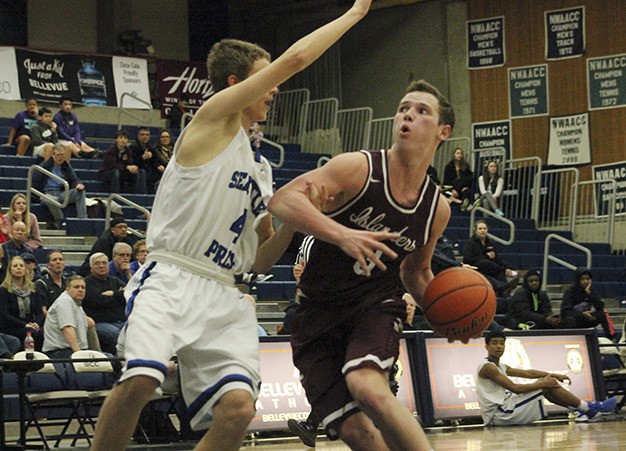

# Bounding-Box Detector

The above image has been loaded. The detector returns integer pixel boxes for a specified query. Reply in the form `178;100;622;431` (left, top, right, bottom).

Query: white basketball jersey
146;126;273;282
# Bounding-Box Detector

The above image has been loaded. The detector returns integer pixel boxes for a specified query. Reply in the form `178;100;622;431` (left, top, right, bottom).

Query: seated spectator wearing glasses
32;143;88;229
130;240;148;275
79;218;136;276
109;242;133;284
83;253;126;355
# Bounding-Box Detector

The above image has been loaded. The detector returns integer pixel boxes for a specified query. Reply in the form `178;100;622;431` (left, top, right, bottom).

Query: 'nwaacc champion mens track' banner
0;46;151;109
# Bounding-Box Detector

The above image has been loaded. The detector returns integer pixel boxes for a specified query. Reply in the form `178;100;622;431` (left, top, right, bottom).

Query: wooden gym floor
44;412;625;450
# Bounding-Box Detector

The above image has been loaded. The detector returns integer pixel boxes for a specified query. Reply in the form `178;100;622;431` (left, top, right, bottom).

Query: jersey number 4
353;249;383;276
229;210;248;244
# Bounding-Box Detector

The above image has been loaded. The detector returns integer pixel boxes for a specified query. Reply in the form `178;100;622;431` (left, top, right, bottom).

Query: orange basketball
422;267;496;342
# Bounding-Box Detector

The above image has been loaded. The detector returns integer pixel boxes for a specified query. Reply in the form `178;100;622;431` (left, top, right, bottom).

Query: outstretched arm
479;363;561;394
177;0;372;166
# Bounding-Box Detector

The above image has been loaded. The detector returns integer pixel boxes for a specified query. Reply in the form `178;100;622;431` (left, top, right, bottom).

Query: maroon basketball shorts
290;293;406;439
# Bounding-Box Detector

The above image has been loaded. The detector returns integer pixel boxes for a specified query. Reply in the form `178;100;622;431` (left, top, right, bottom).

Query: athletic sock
577;401;589;412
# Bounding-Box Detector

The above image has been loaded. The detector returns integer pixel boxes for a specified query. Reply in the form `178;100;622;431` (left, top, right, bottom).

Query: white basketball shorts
491;390;546;425
120;260;261;430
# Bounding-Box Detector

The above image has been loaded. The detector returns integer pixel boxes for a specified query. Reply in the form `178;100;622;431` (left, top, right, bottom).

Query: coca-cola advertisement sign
156;59;213;119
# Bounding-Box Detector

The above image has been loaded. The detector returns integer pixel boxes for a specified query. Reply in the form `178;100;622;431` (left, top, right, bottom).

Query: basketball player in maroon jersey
269;80;455;450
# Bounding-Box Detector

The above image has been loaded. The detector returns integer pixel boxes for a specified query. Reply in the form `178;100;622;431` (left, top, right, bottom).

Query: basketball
422;267;496;342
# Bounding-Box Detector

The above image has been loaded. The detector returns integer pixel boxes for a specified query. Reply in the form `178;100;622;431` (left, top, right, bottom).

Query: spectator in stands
0;212;8;244
109;242;132;284
79;217;136;276
130;240;148;274
129;127;154;173
53;96;98;157
99;130;147;194
32;143;88;229
1;221;30;279
83;253;126;354
476;160;505;217
3;97;38;156
35;250;68;315
560;267;615;341
505;270;561;330
4;193;43;249
0;255;44;349
0;331;20;358
463;220;518;297
145;129;174;193
443;147;474;210
20;252;42;281
167;94;189;131
42;275;99;358
30;107;59;161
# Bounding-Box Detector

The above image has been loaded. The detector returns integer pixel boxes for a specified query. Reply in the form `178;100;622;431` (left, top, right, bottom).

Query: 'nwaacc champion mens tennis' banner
0;46;151;109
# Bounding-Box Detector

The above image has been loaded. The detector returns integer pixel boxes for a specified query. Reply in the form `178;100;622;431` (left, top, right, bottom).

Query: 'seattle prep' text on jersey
145;127;273;281
299;149;440;304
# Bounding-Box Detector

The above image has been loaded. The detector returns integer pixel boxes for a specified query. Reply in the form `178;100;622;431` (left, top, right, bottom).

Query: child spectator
3;98;38;156
53;97;98;157
30;107;59;160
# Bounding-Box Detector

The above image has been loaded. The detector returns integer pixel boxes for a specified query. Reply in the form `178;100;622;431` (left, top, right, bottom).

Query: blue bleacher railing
26;165;70;217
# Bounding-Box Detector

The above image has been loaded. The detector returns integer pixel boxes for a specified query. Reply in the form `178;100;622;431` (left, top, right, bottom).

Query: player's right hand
339;228;400;277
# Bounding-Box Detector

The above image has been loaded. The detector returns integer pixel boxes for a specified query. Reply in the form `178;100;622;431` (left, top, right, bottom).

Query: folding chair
69;350;118;435
599;337;626;413
13;351;91;449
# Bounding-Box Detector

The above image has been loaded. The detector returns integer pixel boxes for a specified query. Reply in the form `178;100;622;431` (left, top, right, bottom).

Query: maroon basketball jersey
299;149;440;305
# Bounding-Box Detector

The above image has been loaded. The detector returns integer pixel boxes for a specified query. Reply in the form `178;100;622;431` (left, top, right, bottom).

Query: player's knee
345;369;389;413
118;375;161;404
214;390;255;427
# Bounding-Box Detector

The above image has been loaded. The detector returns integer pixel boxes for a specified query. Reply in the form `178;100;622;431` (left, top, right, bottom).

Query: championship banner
0;46;21;100
548;112;590;166
508;64;549;118
545;6;585;60
467;16;505;69
471;120;511;171
250;339;416;431
424;335;596;420
592;161;626;217
587;53;626;111
156;59;213;119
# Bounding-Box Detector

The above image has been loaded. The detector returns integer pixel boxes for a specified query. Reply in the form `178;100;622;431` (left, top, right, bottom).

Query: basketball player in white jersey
91;2;384;450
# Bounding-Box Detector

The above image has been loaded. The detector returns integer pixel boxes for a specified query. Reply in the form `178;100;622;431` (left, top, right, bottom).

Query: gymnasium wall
468;0;626;179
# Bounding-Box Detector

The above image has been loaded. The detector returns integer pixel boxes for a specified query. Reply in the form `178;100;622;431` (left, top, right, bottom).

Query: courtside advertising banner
592;161;626;217
425;335;596;420
467;16;505;69
545;6;585;60
548;112;590;166
112;56;151;109
156;59;213;119
0;46;21;100
250;340;416;431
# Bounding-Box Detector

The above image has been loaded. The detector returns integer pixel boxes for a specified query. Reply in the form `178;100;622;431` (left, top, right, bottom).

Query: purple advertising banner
156;59;213;119
425;335;596;420
15;48;117;106
250;339;416;431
